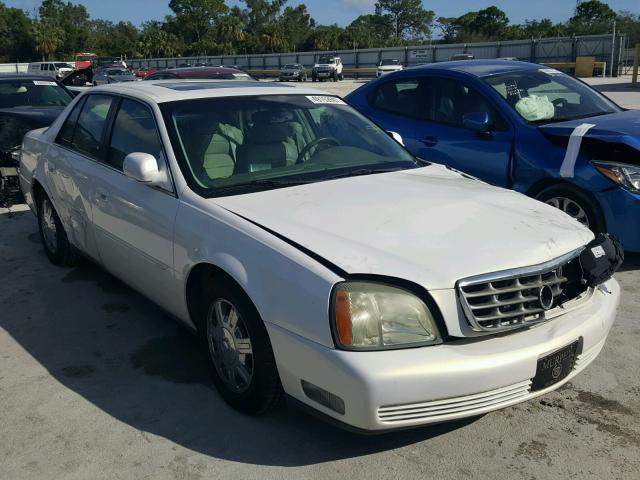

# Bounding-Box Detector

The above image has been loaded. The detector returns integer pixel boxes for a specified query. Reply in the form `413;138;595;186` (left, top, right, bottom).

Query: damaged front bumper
596;187;640;252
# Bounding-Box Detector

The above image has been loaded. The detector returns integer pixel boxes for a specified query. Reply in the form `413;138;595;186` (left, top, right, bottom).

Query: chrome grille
458;249;583;332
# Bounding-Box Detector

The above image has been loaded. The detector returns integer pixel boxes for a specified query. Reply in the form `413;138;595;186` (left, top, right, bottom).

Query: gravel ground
1;75;639;480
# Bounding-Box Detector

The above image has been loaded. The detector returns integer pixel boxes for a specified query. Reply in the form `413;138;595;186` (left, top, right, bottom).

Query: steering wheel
295;137;340;164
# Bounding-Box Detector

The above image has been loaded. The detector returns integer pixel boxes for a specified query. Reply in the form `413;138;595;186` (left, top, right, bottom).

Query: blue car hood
539;110;640;151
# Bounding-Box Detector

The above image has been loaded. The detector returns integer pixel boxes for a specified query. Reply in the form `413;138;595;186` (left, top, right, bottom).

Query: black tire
535;184;606;233
312;75;317;82
200;276;283;414
36;193;78;266
338;72;344;81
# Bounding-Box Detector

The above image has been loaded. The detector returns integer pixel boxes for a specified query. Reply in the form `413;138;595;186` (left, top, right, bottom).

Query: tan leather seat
236;112;300;173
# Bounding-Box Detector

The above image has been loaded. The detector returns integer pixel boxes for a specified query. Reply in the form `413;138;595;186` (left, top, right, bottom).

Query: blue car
346;60;640;252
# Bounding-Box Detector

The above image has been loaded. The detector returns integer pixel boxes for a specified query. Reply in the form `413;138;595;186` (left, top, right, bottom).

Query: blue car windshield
483;69;621;124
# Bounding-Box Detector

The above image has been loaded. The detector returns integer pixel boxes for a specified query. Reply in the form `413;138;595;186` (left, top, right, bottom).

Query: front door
89;97;179;309
412;76;515;187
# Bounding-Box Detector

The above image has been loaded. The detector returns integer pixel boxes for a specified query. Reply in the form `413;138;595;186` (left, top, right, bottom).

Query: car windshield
0;80;72;108
318;57;334;64
284;64;299;69
380;59;400;66
54;63;70;69
108;69;128;75
484;69;621;124
162;94;418;196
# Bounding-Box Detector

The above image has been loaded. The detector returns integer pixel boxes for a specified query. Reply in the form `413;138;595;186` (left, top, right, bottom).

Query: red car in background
143;67;256;81
135;68;157;79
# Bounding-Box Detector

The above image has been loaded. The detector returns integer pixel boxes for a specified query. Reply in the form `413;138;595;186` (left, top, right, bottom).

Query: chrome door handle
47;162;57;173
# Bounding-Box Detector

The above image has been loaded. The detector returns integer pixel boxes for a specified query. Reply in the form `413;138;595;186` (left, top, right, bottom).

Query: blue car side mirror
463;112;490;133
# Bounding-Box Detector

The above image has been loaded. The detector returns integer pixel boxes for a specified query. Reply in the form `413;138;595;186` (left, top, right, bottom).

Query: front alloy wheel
544;197;589;227
201;278;283;414
207;299;254;393
536;184;605;233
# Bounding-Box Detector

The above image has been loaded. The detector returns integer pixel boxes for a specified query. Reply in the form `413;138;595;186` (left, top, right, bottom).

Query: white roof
88;80;333;104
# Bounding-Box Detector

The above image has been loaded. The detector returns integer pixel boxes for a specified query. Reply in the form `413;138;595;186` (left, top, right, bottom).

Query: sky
5;0;639;28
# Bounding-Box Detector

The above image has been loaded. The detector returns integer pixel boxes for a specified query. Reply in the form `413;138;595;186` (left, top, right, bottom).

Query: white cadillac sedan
19;80;621;432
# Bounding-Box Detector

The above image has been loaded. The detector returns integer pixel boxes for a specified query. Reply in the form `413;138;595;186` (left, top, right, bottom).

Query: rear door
90;97;179;308
363;76;427;153
412;76;515;187
49;93;116;261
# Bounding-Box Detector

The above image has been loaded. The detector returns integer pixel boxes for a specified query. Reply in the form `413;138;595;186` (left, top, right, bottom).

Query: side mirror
123;152;160;183
387;131;405;146
462;112;490;133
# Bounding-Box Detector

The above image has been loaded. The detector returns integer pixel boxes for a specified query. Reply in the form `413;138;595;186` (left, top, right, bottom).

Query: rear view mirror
387;131;404;146
462;112;490;133
123;152;160;183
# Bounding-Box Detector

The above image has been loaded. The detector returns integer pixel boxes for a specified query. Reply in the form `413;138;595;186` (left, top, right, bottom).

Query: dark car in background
279;63;307;82
144;67;256;81
0;75;72;205
92;68;137;85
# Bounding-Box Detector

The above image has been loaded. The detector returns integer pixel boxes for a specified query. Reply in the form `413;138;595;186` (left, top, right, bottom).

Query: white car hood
378;65;402;71
214;166;593;289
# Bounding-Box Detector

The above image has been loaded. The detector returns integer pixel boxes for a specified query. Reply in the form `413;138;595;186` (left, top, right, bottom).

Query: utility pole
610;20;616;78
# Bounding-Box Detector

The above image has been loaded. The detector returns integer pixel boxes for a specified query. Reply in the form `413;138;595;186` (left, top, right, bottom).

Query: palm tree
32;21;63;61
218;16;245;55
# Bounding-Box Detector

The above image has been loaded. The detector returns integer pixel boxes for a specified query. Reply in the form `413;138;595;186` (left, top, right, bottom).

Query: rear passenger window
56;97;86;147
107;99;162;171
371;79;423;118
71;95;114;159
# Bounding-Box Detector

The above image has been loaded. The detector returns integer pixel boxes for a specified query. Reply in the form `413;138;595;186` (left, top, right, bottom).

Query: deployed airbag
515;95;554;122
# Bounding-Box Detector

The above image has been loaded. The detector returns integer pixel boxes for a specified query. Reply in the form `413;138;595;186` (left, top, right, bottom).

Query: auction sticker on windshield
306;95;346;105
538;68;561;75
33;81;57;86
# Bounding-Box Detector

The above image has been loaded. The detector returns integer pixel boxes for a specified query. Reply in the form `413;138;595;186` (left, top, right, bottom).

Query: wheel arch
526;178;607;231
184;261;256;333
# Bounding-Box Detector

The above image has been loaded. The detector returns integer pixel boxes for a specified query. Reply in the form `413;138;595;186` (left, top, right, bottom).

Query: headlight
331;282;442;350
593;161;640;193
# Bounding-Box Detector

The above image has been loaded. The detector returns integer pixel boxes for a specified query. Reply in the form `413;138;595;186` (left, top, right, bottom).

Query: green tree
90;20;139;58
168;0;228;45
374;0;434;43
568;0;615;34
279;5;314;52
139;21;183;58
344;15;393;48
39;0;90;57
217;12;246;55
306;24;344;51
32;20;63;60
0;3;35;61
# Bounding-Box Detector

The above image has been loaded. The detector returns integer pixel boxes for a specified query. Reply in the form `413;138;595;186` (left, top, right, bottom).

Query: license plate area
531;340;580;391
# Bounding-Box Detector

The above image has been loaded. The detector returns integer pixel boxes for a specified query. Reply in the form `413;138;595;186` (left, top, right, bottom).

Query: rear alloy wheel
37;193;77;266
536;185;605;232
203;280;283;413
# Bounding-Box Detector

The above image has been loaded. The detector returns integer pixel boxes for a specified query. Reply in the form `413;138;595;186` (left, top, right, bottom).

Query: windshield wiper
209;178;311;195
322;167;405;182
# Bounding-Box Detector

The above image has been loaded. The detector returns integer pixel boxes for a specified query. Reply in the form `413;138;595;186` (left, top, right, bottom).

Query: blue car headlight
593;161;640;193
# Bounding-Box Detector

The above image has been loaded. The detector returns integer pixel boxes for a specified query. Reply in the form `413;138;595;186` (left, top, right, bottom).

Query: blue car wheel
536;184;606;232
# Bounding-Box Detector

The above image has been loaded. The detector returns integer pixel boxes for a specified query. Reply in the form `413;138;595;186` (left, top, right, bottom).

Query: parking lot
1;77;640;480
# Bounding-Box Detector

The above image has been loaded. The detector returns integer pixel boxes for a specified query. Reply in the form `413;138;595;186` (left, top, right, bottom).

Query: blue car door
357;77;426;153
412;75;515;187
